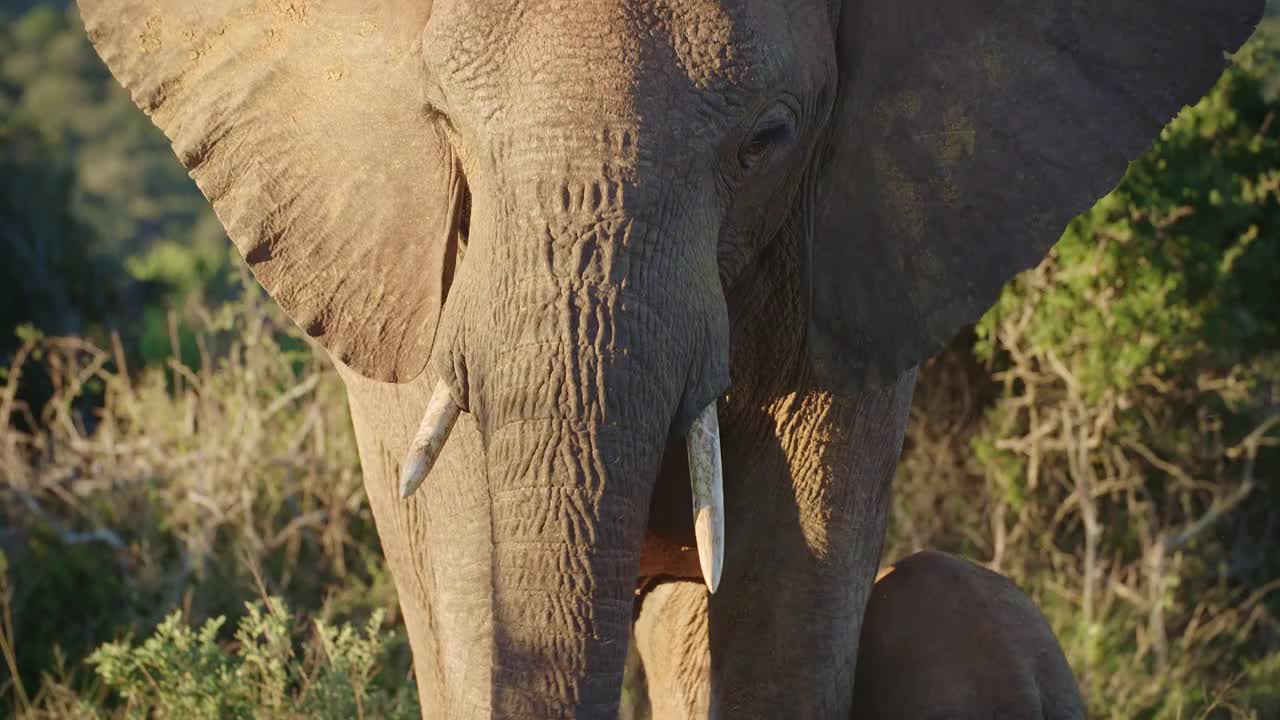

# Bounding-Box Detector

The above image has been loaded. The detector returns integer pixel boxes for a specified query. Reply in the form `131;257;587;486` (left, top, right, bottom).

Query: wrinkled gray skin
78;0;1261;717
852;552;1086;720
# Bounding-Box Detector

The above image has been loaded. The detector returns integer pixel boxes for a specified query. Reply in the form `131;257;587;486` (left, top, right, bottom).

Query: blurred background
1;2;1279;718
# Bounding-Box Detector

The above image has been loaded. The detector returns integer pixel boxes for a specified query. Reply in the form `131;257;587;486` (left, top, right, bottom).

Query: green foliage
6;523;130;698
87;600;418;720
0;4;232;358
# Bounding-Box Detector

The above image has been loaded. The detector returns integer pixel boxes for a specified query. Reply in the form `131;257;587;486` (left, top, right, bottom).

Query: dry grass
0;284;408;716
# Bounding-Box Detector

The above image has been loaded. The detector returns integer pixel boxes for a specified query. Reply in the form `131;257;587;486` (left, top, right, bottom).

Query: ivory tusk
399;380;462;499
687;401;724;594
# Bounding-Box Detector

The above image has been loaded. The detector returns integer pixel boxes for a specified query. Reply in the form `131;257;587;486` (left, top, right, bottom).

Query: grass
0;276;415;717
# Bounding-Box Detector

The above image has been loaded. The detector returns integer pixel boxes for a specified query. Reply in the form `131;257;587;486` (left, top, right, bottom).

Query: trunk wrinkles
469;190;706;717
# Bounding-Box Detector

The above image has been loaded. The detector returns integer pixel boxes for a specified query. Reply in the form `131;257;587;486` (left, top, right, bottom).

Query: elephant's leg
649;190;918;715
852;551;1086;720
336;363;495;719
633;374;909;719
633;581;713;719
635;367;915;718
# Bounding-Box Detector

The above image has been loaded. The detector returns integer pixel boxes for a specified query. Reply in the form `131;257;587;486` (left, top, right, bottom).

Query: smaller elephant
853;551;1085;720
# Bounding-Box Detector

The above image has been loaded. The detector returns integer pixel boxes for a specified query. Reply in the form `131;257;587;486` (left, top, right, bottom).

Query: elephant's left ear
78;0;460;383
809;0;1263;390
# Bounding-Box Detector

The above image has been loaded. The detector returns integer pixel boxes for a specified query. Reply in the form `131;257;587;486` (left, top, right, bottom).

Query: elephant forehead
421;0;825;125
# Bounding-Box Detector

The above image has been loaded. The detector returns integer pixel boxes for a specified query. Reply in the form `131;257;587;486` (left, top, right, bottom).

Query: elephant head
78;0;1262;717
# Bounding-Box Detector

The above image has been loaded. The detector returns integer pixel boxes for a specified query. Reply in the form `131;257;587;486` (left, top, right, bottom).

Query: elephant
853;552;1085;720
76;0;1262;717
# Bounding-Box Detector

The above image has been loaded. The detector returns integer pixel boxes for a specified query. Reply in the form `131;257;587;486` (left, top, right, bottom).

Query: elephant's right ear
78;0;459;383
808;1;1263;391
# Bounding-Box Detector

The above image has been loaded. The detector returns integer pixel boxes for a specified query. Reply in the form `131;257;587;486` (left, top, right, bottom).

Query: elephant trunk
482;277;677;718
411;144;730;715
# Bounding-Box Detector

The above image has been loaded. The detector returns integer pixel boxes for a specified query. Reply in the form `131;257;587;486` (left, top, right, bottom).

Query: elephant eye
738;103;797;171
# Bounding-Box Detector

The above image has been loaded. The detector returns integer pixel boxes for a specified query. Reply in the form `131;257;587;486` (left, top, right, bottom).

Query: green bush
87;600;418;720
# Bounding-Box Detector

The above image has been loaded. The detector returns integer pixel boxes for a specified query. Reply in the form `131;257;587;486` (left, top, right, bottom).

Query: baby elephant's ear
810;1;1263;390
78;0;460;383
